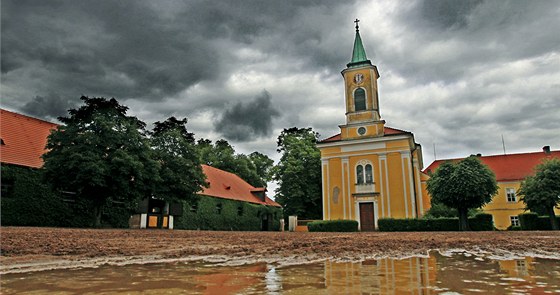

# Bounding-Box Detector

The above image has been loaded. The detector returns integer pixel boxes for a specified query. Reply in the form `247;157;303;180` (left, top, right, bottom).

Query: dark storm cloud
21;94;77;121
2;0;559;169
1;0;215;102
418;0;483;29
215;91;280;141
382;0;560;85
1;0;356;124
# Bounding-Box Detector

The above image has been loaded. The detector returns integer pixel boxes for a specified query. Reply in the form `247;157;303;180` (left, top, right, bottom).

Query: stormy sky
2;0;560;171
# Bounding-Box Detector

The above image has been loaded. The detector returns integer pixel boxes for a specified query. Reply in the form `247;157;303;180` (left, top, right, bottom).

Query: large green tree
248;151;274;185
42;96;159;227
273;127;322;219
518;158;560;230
426;156;498;230
197;139;272;188
150;117;207;204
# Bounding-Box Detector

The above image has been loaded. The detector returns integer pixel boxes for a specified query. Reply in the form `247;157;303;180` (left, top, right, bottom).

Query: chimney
543;146;551;154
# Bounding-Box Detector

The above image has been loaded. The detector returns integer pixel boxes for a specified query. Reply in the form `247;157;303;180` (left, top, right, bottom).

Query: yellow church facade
317;21;430;231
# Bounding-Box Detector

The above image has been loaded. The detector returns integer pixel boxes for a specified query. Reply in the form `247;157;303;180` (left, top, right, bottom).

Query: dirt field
1;227;559;273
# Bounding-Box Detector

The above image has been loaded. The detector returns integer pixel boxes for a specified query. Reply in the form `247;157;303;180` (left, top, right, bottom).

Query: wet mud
1;227;559;274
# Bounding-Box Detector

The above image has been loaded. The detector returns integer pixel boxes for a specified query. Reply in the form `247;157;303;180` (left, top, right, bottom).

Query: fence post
288;216;297;232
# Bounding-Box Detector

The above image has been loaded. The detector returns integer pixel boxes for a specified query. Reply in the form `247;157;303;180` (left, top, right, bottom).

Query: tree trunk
548;206;559;230
458;207;470;231
93;204;102;228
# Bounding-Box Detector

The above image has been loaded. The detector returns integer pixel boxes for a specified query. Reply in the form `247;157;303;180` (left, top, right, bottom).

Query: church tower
317;20;429;231
339;19;385;140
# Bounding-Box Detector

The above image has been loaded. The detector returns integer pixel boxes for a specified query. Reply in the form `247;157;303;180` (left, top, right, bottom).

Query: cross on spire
354;18;360;32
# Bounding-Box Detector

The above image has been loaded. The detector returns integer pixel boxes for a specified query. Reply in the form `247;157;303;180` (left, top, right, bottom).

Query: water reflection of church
321;254;540;294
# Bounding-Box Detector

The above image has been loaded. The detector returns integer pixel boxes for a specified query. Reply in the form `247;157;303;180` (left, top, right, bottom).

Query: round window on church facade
358;127;366;135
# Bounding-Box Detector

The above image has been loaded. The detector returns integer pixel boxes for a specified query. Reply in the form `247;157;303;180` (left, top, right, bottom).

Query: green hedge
469;213;494;231
519;213;560;230
1;165;131;228
307;220;358;232
378;214;494;231
174;195;282;231
1;165;73;227
519;213;538;230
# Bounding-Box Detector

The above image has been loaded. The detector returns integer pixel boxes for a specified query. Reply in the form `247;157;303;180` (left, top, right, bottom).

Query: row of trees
39;97;560;230
42;96;292;227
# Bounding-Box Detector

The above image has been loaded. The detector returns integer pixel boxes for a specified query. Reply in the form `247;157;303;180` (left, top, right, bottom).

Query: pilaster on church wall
385;152;407;218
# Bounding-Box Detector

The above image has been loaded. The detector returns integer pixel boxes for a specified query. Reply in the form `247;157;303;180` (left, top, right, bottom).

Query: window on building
516;260;528;276
190;202;198;213
356;165;364;184
365;164;373;184
510;216;520;227
1;182;13;198
506;188;517;202
356;163;374;185
354;88;366;111
216;203;222;214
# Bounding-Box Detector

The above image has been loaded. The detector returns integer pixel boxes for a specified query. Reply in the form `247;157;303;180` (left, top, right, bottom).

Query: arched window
365;164;373;184
356;161;374;185
356;165;364;184
354;88;366;111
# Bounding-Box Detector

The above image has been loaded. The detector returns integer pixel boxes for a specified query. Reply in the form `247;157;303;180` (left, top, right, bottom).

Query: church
317;21;430;231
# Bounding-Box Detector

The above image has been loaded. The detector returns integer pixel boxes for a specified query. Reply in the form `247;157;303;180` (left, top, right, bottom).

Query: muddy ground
1;227;559;273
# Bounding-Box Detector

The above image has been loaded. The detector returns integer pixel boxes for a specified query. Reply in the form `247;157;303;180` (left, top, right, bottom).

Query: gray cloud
215;91;280;141
21;94;78;121
1;0;559;169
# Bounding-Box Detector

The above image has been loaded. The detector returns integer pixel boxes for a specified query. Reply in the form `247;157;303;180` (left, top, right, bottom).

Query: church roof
423;149;560;182
0;108;59;168
319;126;411;143
347;20;372;68
200;164;281;207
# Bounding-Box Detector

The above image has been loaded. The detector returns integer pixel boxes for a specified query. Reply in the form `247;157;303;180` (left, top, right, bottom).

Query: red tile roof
200;165;281;207
423;150;560;182
320;126;410;143
0;109;59;168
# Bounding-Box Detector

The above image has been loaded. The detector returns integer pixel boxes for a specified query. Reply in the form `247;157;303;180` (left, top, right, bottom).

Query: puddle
1;252;559;294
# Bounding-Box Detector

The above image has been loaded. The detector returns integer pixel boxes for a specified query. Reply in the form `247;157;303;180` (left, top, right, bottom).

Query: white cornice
317;134;412;148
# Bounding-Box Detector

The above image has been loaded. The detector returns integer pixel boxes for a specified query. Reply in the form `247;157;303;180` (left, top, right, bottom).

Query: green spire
347;19;371;68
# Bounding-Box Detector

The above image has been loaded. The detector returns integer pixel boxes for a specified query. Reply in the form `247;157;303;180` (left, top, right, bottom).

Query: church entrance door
359;202;375;231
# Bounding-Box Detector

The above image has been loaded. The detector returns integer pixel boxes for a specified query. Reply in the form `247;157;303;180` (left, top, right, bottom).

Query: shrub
518;213;560;230
507;225;522;231
1;165;138;228
519;213;539;230
536;215;560;230
174;195;282;231
469;213;494;231
307;220;358;232
378;214;494;232
1;165;73;227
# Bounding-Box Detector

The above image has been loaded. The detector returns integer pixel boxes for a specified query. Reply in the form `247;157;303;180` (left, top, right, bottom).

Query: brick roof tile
0;109;58;168
200;165;281;207
423;150;560;182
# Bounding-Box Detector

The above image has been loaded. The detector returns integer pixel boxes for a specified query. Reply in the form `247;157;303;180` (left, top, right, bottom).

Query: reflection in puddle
2;252;559;294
